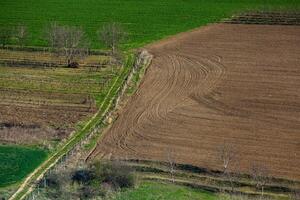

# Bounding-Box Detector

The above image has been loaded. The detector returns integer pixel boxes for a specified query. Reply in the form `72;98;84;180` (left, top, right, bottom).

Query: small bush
39;161;135;199
78;185;101;199
40;173;61;189
72;169;94;185
91;161;136;190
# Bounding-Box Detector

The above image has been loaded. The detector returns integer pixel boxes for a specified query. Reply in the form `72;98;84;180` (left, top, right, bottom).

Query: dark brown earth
0;90;96;145
91;24;300;180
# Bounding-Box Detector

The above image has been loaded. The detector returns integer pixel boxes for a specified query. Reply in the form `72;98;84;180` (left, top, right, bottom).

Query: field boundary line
85;50;153;161
9;54;135;200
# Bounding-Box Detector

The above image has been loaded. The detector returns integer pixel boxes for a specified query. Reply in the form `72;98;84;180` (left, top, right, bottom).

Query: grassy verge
126;59;148;96
84;51;152;151
121;160;297;200
113;181;217;200
0;0;299;49
9;54;135;200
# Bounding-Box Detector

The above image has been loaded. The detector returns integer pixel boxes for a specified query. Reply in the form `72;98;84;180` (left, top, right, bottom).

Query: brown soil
224;12;300;25
0;105;95;145
91;24;300;180
0;49;109;67
0;90;96;145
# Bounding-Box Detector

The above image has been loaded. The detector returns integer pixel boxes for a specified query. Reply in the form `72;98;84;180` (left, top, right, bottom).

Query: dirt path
91;24;300;180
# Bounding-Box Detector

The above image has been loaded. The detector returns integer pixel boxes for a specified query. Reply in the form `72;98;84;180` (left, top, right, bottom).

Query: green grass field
0;0;299;49
0;145;47;187
114;181;217;200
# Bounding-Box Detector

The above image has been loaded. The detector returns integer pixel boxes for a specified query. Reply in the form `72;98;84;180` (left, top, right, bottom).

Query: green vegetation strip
0;145;47;187
113;181;217;200
9;55;135;200
1;0;299;49
84;52;152;151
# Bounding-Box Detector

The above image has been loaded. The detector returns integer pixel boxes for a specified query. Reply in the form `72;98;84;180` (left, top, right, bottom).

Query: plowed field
0;64;119;145
92;24;300;180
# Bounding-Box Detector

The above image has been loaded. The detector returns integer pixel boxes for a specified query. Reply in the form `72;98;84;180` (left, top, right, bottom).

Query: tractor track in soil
91;24;300;181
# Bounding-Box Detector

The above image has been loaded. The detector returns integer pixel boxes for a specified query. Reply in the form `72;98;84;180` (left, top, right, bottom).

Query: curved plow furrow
92;24;300;180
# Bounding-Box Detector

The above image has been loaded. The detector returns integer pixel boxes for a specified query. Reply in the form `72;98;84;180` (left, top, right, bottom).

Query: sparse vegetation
35;161;135;199
0;64;120;145
250;163;271;197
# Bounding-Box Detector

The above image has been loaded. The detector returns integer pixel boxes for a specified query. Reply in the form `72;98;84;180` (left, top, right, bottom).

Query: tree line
0;22;126;67
165;142;300;200
0;24;28;48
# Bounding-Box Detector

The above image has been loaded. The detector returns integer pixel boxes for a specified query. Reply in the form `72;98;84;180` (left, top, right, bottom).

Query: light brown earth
91;24;300;180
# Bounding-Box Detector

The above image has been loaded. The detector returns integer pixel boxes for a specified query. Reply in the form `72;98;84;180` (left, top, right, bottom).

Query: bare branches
217;141;240;194
45;23;90;67
250;163;270;197
218;141;237;174
15;24;28;47
45;22;60;49
290;188;300;200
97;22;126;55
165;147;176;183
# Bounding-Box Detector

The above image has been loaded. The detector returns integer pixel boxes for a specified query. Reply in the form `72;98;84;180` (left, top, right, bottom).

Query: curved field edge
92;23;300;181
83;51;153;152
8;54;135;200
0;0;300;49
0;145;47;187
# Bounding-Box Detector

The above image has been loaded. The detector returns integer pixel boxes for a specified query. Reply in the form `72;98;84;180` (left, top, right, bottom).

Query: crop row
224;12;300;25
10;54;135;200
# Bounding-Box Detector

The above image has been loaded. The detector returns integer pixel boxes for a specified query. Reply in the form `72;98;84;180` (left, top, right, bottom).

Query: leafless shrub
218;141;238;174
44;22;60;49
217;141;240;193
290;188;300;200
250;163;270;197
165;147;176;183
15;24;28;47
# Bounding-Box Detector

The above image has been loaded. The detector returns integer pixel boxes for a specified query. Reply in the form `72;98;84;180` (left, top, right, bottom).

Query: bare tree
0;26;12;48
218;141;237;174
217;141;239;193
250;163;270;198
290;188;300;200
45;23;89;67
97;22;126;55
15;24;28;47
44;22;60;50
165;147;176;183
57;26;89;67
